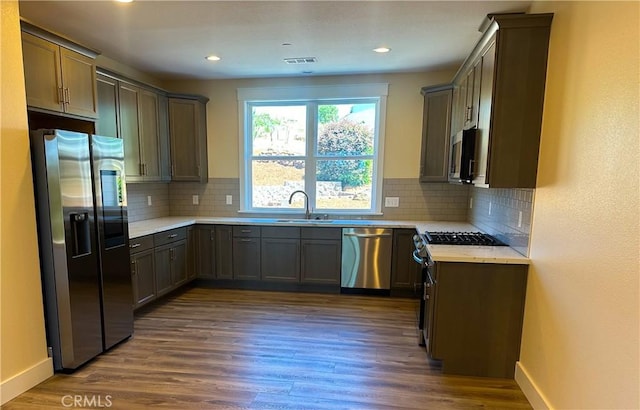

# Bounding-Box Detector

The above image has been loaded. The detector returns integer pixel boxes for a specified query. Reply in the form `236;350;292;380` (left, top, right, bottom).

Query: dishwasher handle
344;232;392;238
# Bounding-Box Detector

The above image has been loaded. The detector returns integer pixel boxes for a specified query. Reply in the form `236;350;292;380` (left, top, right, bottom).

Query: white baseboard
515;361;553;410
0;357;53;405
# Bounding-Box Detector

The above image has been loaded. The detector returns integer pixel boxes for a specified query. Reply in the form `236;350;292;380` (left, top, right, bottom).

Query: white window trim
237;84;388;215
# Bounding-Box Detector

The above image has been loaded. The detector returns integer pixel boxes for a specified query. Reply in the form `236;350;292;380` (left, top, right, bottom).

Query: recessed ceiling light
205;55;221;62
373;47;391;53
115;0;133;3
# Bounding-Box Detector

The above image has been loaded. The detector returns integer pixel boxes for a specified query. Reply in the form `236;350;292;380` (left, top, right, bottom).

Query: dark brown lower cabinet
215;225;233;279
196;226;215;279
154;240;187;296
261;227;301;282
233;237;261;280
130;235;156;309
232;226;261;280
186;226;197;281
300;228;341;285
426;261;528;378
391;229;422;295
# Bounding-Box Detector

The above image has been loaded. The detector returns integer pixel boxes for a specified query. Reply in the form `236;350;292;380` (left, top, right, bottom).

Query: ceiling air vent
284;57;317;64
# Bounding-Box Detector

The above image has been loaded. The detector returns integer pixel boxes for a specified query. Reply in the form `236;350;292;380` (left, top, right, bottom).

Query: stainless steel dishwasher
341;227;393;291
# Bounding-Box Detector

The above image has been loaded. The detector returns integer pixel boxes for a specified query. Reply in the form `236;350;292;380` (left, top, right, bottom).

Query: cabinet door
463;62;481;129
261;238;300;282
233;238;260;280
474;42;496;186
59;47;97;118
154;244;173;296
197;226;215;279
186;227;197;280
169;97;208;182
119;83;142;181
171;240;187;287
131;249;155;309
138;89;161;180
157;94;172;181
450;84;464;138
96;74;119;138
215;226;233;279
391;229;422;293
21;32;63;113
419;86;452;183
300;239;341;284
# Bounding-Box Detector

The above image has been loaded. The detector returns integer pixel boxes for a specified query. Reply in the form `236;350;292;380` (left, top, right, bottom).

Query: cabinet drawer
233;226;261;238
301;227;342;240
261;226;300;239
154;227;187;246
129;235;154;253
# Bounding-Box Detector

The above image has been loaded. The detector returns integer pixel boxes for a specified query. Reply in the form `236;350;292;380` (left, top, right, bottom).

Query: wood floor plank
3;288;532;409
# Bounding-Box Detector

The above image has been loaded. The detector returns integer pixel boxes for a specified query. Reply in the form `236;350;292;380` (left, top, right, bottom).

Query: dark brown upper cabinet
21;23;98;120
168;95;209;183
419;84;453;183
453;13;553;188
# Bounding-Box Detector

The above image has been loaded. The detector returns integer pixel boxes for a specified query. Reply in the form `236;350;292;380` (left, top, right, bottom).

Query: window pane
316;159;372;210
252;105;306;156
317;103;375;156
252;160;305;208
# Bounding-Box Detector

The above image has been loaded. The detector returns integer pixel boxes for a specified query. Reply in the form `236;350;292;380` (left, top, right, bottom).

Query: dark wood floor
5;287;532;409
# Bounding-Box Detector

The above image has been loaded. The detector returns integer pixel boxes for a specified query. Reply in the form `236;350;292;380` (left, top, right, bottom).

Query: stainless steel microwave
449;127;477;184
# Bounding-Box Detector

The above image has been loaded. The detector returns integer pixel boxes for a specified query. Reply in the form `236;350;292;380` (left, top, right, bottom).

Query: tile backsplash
126;183;170;222
130;178;470;222
469;187;534;256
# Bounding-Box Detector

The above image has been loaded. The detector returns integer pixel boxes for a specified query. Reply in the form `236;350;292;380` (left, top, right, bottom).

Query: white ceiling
18;0;532;81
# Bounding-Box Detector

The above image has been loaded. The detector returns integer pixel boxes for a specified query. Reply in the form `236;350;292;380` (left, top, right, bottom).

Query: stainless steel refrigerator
30;129;133;371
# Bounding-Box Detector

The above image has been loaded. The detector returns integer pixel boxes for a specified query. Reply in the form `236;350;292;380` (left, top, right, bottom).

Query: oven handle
412;250;424;265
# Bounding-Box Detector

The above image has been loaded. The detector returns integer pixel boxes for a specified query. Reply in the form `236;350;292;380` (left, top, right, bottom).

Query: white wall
517;2;639;409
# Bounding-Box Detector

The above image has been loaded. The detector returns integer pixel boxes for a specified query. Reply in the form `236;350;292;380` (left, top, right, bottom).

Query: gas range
411;230;507;262
424;231;506;246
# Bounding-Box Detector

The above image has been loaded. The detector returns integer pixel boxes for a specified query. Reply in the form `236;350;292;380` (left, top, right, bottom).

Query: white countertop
128;217;530;265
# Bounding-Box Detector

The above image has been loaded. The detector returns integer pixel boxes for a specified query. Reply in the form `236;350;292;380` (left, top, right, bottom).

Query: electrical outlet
226;195;233;205
384;197;400;207
147;196;152;206
488;201;492;216
518;211;523;228
192;195;199;205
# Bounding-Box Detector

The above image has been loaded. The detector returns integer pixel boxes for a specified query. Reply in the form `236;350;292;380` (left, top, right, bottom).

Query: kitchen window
238;84;388;215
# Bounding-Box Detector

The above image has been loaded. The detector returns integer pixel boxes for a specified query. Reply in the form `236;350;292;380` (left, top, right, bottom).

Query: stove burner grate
424;231;506;246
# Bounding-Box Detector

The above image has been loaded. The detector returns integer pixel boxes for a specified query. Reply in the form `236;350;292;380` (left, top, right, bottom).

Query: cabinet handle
170;248;174;261
139;163;144;175
57;88;64;104
64;88;70;104
468;159;475;177
171;164;175;176
130;243;141;249
240;239;252;243
241;229;252;233
167;234;178;239
210;230;215;241
131;260;137;276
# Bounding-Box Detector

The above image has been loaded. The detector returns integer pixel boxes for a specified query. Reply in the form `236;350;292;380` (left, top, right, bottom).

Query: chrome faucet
288;190;311;219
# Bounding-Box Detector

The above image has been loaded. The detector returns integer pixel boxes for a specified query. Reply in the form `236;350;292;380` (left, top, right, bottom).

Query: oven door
423;263;436;356
413;250;427;346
